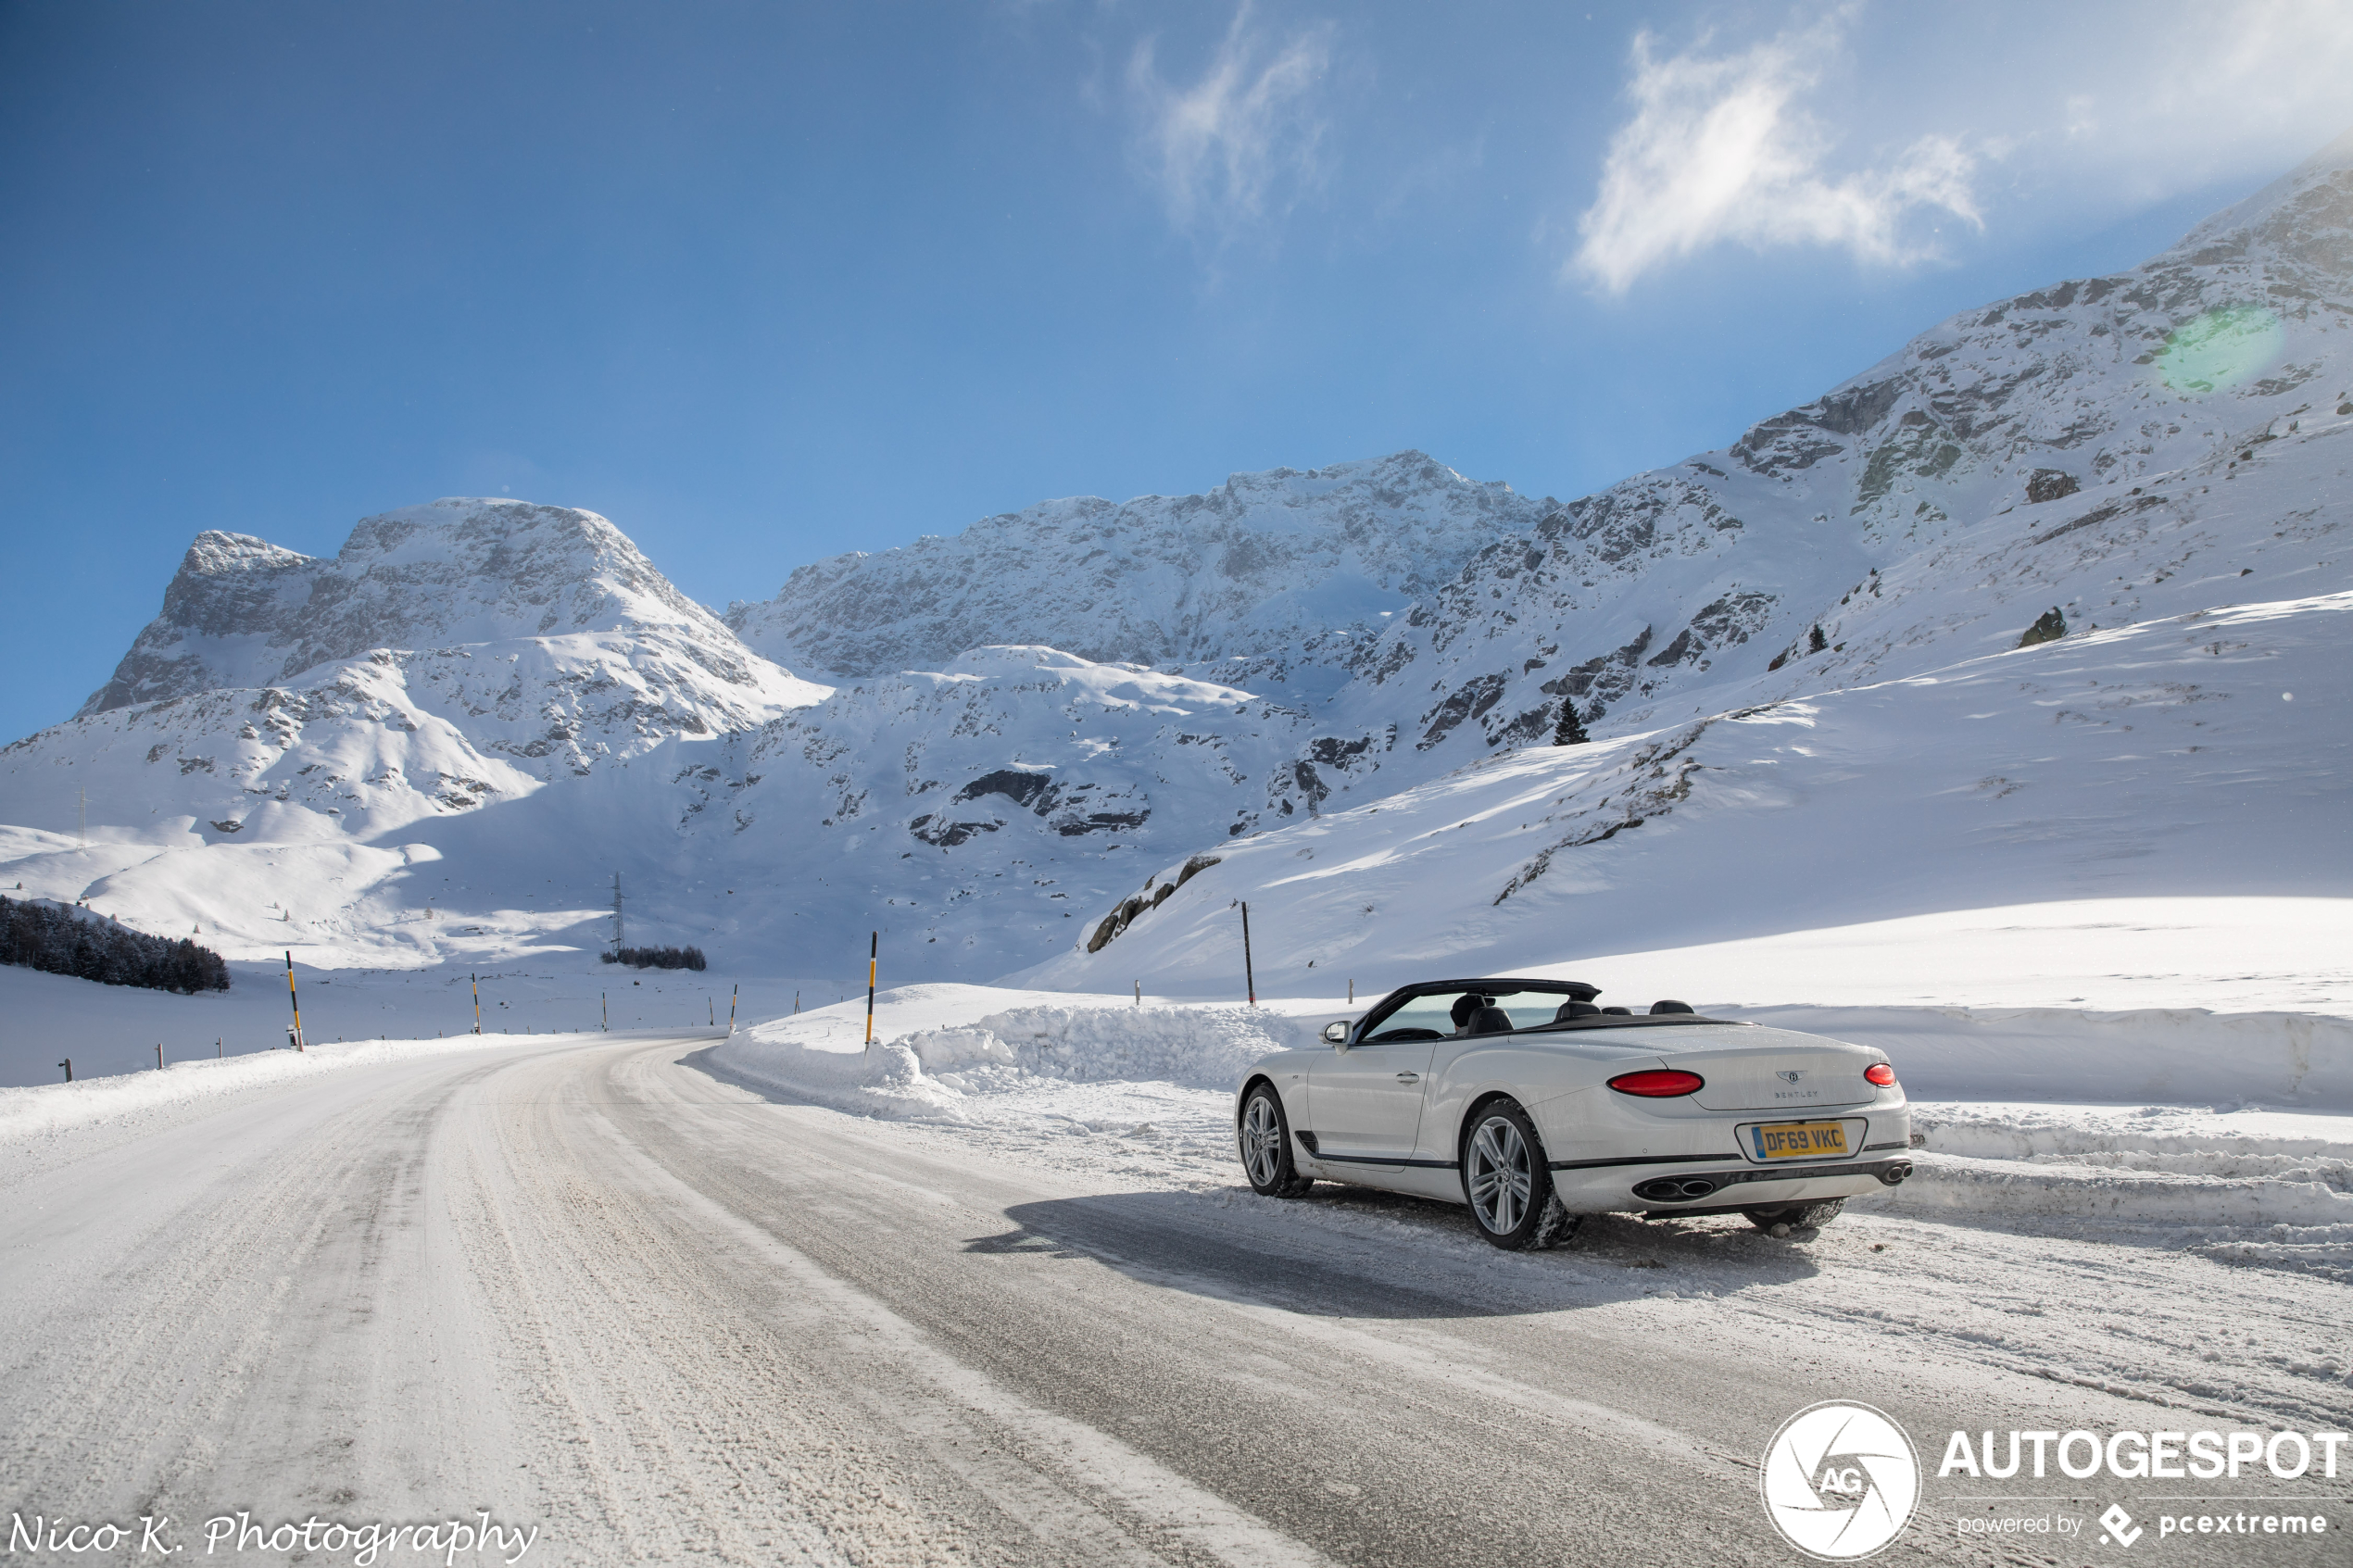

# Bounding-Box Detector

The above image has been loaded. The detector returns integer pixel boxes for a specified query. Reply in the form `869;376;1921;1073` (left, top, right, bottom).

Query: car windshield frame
1349;976;1746;1042
1353;977;1597;1041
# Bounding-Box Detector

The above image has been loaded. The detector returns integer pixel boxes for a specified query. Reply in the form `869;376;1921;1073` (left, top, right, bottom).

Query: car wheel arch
1235;1073;1282;1128
1455;1089;1526;1161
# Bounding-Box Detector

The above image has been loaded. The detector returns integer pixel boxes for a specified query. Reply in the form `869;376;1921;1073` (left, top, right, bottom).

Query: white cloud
1126;4;1336;239
1571;19;1980;294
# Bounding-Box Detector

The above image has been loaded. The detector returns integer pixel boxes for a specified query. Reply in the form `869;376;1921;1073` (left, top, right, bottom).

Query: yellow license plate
1751;1122;1849;1160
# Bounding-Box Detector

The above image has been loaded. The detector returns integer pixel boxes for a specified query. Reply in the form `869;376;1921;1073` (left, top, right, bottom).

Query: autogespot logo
1761;1402;1922;1560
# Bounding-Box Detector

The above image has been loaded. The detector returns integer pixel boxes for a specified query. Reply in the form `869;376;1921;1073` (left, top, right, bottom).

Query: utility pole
58;1059;70;1083
863;932;878;1048
284;952;305;1051
1240;902;1257;1007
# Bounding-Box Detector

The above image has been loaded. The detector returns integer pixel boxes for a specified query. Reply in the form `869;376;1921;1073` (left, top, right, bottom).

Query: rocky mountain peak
724;450;1546;681
82;498;749;717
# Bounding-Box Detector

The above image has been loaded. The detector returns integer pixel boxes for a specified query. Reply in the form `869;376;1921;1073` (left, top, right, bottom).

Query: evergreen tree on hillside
0;896;231;993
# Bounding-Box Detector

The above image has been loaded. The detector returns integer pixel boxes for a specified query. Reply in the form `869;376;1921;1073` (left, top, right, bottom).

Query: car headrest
1467;1006;1516;1035
1649;999;1694;1014
1554;999;1601;1021
1450;994;1489;1029
1601;1006;1633;1016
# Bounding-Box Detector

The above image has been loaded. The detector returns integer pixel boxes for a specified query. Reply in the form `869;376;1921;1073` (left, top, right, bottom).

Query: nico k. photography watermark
6;1512;539;1565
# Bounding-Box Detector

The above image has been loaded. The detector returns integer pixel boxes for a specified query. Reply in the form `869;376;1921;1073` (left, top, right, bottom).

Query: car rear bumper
1551;1156;1914;1216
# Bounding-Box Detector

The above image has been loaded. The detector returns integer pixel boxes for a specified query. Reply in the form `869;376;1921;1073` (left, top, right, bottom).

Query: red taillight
1865;1062;1896;1087
1607;1069;1704;1098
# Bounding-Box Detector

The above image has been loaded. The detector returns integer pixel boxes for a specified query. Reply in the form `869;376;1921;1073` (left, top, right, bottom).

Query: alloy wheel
1242;1094;1284;1187
1467;1114;1532;1233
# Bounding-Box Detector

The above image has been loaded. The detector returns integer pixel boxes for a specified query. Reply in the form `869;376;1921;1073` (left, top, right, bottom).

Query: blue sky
4;0;2348;742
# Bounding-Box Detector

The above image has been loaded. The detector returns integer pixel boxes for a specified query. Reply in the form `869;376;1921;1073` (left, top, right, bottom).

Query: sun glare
2152;304;2284;394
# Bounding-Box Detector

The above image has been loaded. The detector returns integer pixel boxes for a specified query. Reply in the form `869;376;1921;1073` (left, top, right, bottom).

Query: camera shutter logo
1760;1401;1920;1560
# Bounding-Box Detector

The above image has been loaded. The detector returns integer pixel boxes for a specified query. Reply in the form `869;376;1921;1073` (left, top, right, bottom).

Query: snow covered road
4;1035;2348;1565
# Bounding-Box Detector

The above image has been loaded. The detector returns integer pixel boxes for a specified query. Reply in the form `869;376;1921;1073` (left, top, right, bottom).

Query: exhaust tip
1632;1176;1719;1202
1878;1160;1913;1186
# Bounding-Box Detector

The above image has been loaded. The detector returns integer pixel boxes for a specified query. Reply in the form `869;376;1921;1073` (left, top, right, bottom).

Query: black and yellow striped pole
728;984;738;1035
864;932;877;1049
284;950;305;1051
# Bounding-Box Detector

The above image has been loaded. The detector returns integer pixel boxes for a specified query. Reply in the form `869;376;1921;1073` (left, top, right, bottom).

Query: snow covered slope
724;450;1542;690
1029;591;2353;994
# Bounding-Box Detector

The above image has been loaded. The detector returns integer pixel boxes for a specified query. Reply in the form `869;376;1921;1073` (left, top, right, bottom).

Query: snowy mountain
724;451;1544;693
1335;131;2353;755
2;138;2349;1003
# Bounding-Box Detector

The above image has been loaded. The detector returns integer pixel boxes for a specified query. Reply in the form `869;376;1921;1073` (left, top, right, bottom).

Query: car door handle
1395;1072;1420;1083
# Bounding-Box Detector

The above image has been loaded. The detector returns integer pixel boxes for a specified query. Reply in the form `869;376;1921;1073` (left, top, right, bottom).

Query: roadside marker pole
1240;902;1257;1007
601;992;608;1032
1134;980;1140;1008
864;932;877;1049
1348;979;1353;1005
58;1059;71;1083
285;951;305;1051
472;973;482;1035
217;1037;222;1059
728;984;738;1035
156;1044;163;1071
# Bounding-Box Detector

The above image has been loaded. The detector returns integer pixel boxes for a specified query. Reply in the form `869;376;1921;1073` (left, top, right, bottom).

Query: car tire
1239;1083;1315;1198
1461;1100;1566;1249
1744;1198;1845;1233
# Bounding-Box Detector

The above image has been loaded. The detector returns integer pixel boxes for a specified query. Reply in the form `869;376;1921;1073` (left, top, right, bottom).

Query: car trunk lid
1662;1029;1876;1112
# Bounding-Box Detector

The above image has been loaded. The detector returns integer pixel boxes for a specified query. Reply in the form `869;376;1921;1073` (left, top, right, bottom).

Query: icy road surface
3;1035;2348;1566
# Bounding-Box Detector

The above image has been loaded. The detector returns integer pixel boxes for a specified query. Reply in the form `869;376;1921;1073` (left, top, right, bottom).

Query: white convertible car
1234;977;1913;1248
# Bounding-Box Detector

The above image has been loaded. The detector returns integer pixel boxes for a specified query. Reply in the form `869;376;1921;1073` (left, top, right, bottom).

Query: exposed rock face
2026;470;2082;504
2018;608;2069;647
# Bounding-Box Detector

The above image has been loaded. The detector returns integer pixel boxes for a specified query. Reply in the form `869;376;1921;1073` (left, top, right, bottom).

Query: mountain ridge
5;137;2348;993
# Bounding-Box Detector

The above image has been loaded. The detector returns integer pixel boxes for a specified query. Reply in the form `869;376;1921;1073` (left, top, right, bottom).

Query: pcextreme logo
1761;1402;1922;1560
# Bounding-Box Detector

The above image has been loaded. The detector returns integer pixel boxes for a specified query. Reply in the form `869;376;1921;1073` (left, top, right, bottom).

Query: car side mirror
1322;1020;1353;1047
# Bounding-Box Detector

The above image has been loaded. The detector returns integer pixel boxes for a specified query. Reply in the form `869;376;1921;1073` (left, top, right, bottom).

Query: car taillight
1607;1069;1704;1098
1865;1062;1896;1087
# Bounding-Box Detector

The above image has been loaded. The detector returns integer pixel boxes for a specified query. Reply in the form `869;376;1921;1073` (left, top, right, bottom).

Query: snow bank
1892;1152;2353;1228
709;990;1328;1120
1735;1004;2353;1111
899;1004;1322;1093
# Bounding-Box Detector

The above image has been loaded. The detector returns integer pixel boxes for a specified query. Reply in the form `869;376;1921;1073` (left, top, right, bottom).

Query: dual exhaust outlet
1631;1160;1913;1205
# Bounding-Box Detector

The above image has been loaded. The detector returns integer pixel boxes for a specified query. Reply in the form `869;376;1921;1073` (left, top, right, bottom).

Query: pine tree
1552;701;1591;746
